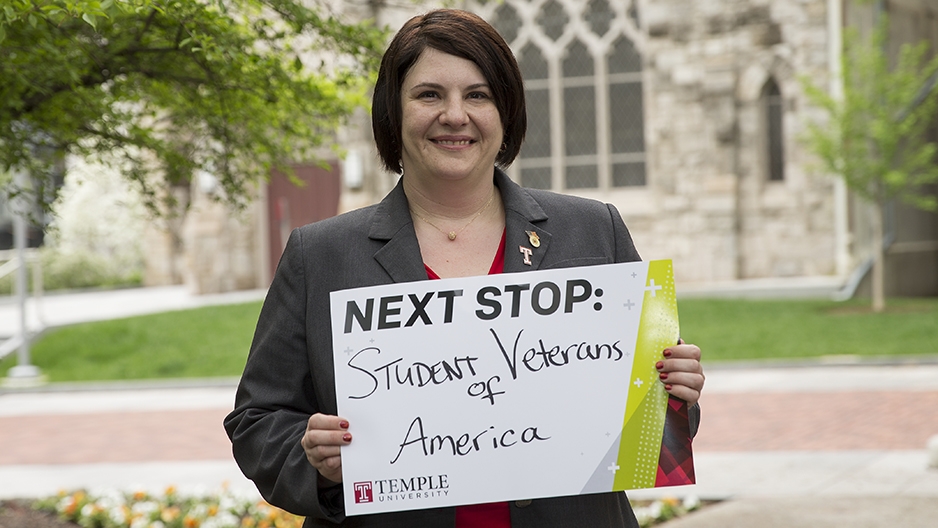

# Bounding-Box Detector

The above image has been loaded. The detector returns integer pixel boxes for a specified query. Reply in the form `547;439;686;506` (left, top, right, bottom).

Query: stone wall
182;193;261;294
141;0;938;294
143;180;262;294
290;0;842;286
142;186;189;287
601;0;838;284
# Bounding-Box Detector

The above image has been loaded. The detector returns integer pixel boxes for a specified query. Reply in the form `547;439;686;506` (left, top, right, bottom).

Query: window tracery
471;0;646;190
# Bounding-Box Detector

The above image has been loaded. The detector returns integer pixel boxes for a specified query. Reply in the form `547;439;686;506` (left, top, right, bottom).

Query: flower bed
22;487;703;528
633;496;703;527
34;487;303;528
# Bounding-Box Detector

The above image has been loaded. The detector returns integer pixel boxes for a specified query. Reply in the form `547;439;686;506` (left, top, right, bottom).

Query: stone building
152;0;938;297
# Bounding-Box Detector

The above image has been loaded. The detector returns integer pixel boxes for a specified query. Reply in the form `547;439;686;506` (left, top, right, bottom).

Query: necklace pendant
448;231;457;241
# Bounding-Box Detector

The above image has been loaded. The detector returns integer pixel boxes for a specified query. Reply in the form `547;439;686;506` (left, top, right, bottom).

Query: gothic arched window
763;77;785;181
564;39;598;189
609;35;645;186
474;0;646;191
517;42;552;189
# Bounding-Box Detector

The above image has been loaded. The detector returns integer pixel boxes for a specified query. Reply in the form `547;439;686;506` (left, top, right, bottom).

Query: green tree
803;18;938;312
1;0;385;213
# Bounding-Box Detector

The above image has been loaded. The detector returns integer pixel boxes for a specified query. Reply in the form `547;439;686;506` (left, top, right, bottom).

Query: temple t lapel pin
525;230;541;247
520;246;533;265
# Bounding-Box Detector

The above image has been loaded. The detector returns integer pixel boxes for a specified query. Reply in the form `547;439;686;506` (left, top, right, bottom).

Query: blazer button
514;500;532;508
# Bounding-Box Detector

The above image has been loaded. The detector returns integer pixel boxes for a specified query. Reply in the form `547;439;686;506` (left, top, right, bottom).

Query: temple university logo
353;481;373;504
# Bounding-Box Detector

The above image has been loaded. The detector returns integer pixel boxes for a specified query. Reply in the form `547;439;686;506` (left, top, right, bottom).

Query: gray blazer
225;169;695;527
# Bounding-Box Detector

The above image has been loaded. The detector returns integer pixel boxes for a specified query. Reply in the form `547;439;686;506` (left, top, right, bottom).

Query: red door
267;162;341;283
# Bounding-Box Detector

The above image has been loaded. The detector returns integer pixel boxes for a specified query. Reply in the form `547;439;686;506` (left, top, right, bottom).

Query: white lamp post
5;168;43;385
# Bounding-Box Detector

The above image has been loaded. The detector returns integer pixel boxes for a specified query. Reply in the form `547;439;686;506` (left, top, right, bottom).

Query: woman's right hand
301;413;352;485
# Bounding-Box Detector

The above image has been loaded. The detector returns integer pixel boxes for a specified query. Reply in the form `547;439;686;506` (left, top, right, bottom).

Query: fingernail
655;361;664;370
664;384;673;391
663;349;673;357
339;421;349;429
342;433;352;442
659;372;668;380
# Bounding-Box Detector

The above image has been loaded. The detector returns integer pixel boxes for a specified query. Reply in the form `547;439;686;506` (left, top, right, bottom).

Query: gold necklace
411;192;496;241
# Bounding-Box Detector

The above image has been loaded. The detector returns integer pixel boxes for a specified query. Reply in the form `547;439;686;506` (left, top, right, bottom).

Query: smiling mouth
433;139;474;146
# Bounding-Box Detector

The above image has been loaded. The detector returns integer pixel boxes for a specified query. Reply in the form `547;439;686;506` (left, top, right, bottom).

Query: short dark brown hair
372;9;526;173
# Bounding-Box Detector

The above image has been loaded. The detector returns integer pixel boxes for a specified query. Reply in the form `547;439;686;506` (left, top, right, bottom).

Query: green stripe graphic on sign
613;260;680;490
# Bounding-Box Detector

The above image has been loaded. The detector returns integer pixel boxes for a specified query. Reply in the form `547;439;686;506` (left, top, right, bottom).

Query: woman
225;9;705;527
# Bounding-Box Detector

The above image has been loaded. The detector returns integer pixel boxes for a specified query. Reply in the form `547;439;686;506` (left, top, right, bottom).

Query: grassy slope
0;302;262;382
2;297;936;382
679;297;938;362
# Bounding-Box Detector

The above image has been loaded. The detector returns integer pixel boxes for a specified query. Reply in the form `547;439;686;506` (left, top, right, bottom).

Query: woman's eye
468;92;489;100
418;91;439;99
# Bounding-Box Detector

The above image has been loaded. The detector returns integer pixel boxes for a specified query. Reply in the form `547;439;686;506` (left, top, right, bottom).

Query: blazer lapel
369;169;552;279
369;178;428;284
496;170;552;274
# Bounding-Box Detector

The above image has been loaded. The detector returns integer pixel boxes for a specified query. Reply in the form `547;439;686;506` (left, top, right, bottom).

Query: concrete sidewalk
0;381;256;499
0;285;267;339
1;286;937;527
659;496;938;528
1;364;936;522
633;363;938;499
0;286;267;496
645;363;938;527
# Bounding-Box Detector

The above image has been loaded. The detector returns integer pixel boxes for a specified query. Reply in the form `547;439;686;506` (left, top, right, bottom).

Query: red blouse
424;230;511;528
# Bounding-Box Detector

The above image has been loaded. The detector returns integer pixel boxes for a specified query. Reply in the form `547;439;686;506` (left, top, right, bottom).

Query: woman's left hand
656;340;705;405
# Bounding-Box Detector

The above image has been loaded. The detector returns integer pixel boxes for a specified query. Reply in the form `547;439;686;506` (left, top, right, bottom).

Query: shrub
0;246;142;295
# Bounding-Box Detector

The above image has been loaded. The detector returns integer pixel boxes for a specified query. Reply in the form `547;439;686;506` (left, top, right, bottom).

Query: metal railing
0;247;45;361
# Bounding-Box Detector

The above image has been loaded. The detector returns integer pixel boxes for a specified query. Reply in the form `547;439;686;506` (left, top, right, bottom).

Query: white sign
331;260;683;515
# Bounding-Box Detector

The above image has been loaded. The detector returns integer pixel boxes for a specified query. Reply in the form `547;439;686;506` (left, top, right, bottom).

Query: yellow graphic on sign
613;260;679;490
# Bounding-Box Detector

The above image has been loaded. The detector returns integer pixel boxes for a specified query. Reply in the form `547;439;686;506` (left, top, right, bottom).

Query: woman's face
399;48;504;187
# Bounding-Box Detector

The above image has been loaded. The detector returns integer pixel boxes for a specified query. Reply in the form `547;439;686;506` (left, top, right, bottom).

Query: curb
0;377;241;396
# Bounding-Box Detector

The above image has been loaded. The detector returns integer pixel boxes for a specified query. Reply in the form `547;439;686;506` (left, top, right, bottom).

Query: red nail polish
343;433;352;442
659;372;668;380
655;361;664;370
663;349;673;357
339;421;349;429
665;384;673;391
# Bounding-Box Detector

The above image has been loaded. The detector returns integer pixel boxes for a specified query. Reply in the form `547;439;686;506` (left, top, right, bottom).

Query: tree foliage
0;0;386;212
803;19;938;213
802;16;938;311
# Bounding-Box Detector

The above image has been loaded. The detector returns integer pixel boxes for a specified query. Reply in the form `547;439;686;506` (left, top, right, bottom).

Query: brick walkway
0;409;232;465
693;390;938;452
2;389;936;467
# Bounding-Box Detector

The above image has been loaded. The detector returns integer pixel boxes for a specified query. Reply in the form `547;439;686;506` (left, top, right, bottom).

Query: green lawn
679;296;938;362
1;297;936;382
0;302;263;382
